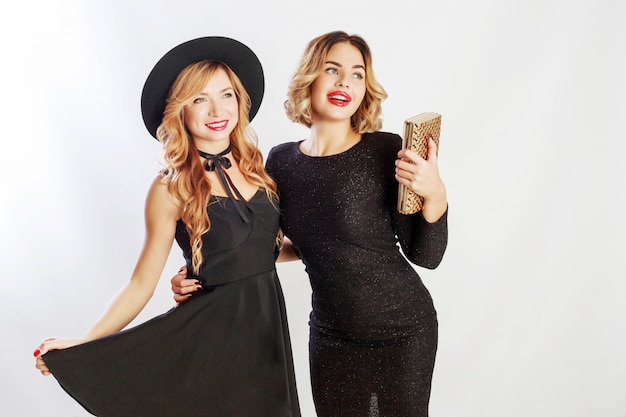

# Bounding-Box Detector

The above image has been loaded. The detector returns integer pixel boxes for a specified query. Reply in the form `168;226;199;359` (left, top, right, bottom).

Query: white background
1;0;624;416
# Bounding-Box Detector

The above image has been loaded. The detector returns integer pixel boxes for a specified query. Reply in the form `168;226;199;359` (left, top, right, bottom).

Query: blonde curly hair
284;31;388;132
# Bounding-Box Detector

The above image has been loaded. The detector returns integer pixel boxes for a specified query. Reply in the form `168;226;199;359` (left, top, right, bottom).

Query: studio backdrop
1;1;624;416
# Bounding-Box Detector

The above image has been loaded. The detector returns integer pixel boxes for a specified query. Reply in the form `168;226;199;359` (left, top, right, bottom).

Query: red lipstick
206;120;228;131
327;91;352;107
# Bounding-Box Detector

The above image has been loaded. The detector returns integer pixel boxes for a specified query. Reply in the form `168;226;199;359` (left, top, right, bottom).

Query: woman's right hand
171;265;202;304
33;337;87;376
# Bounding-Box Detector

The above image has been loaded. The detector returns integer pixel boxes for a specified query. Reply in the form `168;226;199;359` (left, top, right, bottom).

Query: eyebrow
197;86;235;96
325;60;365;71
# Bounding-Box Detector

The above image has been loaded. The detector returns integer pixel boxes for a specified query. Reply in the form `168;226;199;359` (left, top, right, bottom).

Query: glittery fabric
266;132;448;417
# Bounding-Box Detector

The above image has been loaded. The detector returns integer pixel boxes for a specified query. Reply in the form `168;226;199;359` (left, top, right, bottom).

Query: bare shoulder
145;174;182;220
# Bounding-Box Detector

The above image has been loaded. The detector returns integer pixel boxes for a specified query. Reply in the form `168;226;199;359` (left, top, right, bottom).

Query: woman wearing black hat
33;37;301;417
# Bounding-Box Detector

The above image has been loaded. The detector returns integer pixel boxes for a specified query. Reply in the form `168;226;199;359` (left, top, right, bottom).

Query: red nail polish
33;349;41;357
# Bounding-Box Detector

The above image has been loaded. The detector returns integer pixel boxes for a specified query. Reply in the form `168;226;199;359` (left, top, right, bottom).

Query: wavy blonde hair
284;31;388;132
156;60;278;274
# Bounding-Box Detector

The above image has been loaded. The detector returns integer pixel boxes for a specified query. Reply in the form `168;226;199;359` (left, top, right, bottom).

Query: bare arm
82;176;180;338
35;176;181;374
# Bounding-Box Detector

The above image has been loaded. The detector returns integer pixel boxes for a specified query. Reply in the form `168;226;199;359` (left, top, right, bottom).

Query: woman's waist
311;289;434;315
192;262;277;288
307;267;428;300
307;280;432;325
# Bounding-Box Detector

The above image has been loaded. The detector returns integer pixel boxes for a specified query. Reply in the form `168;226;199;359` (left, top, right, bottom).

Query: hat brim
140;36;264;139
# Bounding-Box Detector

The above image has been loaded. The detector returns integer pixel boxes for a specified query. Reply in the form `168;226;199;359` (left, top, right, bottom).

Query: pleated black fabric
43;190;300;417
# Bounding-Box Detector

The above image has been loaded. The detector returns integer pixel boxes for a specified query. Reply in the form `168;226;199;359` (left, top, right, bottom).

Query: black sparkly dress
42;190;301;417
266;132;448;417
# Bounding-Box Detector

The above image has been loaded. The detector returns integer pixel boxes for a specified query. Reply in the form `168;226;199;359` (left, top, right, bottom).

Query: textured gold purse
397;112;442;214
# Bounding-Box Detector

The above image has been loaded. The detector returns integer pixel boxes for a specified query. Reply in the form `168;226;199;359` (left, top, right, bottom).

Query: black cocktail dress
43;190;300;417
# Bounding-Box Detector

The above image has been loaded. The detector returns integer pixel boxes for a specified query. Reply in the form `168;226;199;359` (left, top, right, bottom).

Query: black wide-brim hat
141;36;264;139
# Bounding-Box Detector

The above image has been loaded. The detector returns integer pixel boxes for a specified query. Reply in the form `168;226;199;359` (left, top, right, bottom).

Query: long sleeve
392;206;448;269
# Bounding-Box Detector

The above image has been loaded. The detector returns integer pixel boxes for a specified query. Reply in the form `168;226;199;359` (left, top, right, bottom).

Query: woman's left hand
395;136;447;222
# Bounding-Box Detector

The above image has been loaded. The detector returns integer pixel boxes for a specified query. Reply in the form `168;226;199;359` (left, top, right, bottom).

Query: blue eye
352;72;364;80
325;67;339;75
193;97;206;104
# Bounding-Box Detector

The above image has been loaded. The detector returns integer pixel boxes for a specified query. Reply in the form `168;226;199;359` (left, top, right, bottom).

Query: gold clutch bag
397;112;442;214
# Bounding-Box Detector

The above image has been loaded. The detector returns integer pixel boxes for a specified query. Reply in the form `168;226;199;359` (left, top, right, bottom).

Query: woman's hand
171;265;202;304
396;136;447;222
33;337;87;376
276;237;301;263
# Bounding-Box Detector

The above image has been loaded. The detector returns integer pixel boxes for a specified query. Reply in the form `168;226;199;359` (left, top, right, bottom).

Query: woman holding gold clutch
173;31;448;416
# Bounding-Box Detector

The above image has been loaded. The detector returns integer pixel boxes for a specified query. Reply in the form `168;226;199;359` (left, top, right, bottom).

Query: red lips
206;120;228;131
327;91;352;107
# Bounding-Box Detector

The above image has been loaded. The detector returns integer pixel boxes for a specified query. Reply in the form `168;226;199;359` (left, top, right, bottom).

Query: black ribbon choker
198;146;250;223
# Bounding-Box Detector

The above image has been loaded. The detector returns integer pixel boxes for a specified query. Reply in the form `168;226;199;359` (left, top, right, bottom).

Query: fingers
33;337;62;377
171;266;202;305
395;169;421;192
171;278;202;295
395;138;443;197
396;136;439;177
170;265;190;286
397;148;417;164
397;136;438;163
33;337;58;357
426;136;439;160
33;337;91;376
171;264;201;294
395;153;422;183
174;293;193;304
35;356;51;376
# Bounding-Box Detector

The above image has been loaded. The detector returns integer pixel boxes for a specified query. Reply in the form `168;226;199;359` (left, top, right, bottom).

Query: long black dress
43;190;301;417
266;132;448;417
